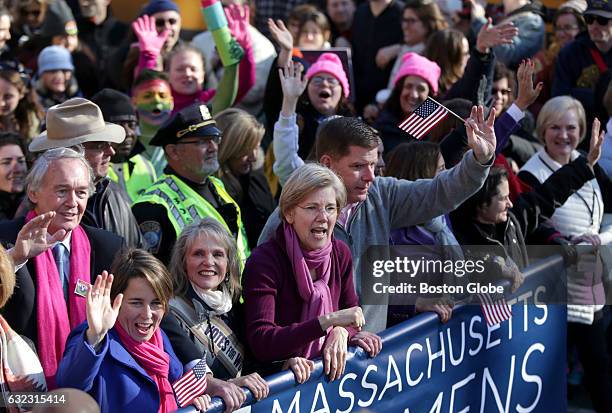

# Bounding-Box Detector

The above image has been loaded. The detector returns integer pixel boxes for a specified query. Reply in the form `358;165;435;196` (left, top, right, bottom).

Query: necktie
52;243;69;302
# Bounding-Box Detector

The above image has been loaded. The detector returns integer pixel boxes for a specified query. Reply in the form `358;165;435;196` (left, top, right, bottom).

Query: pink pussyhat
393;52;441;95
305;53;350;98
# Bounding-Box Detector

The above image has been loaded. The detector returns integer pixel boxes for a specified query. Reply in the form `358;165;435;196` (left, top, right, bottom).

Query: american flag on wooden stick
478;291;512;327
398;97;450;139
173;358;208;407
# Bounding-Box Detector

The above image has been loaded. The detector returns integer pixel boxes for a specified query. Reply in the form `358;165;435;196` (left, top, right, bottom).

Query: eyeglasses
176;136;222;146
492;87;512;96
584;14;610;25
554;24;579;33
310;75;340;87
402;17;420;25
83;141;113;151
156;17;178;28
297;204;338;217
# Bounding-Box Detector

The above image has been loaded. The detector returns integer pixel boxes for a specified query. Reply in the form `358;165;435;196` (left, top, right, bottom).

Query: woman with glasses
266;18;355;159
532;4;587;116
243;163;382;383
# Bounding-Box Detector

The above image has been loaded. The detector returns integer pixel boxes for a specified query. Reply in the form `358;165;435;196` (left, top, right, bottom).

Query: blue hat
141;0;180;16
585;0;612;17
37;46;74;76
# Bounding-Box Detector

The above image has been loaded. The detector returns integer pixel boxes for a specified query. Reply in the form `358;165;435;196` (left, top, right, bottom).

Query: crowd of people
0;0;610;411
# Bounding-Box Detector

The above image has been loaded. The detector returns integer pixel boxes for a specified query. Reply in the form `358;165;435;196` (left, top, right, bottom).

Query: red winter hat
305;53;350;98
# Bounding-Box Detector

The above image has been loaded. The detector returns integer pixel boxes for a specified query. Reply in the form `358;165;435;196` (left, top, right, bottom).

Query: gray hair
279;163;347;219
169;218;242;304
26;147;95;196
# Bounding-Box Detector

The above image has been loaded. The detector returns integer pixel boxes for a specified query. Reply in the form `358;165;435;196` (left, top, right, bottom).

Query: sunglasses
584;14;610;25
155;18;178;28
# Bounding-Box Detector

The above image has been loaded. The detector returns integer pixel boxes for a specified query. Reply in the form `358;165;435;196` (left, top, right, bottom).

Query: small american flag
173;358;209;407
478;292;512;327
398;97;450;140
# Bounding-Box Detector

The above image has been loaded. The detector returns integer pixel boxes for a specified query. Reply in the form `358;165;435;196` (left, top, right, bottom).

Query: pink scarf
115;323;178;413
283;222;334;358
171;88;216;113
27;211;89;388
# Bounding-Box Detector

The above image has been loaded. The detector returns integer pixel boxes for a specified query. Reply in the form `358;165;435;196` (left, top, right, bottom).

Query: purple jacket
242;225;359;363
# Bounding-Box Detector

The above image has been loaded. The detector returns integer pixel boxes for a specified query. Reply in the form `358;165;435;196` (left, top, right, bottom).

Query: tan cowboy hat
29;98;126;152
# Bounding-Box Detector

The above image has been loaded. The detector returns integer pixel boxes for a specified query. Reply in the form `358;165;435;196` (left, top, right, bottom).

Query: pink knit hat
305;53;350;98
393;52;441;95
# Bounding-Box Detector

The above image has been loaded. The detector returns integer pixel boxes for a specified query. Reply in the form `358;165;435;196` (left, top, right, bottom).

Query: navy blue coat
56;322;183;413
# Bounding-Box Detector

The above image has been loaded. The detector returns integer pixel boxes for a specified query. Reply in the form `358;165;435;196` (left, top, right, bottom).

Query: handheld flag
173;358;208;407
478;291;512;327
398;97;450;140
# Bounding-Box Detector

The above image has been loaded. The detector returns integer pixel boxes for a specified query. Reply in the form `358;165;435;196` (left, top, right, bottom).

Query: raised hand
282;357;315;384
10;211;66;265
226;3;251;48
465;105;496;163
476;19;518;53
279;62;307;100
85;271;123;347
514;59;543;111
229;373;269;400
132;15;169;57
268;18;293;52
323;327;348;381
587;117;605;167
349;331;382;357
319;306;365;331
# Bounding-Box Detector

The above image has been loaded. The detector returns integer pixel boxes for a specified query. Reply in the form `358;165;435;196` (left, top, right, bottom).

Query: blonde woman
243;164;382;383
216;108;275;248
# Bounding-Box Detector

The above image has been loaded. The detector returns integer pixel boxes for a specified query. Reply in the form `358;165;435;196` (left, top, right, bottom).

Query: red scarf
26;211;89;388
114;323;178;413
283;222;334;358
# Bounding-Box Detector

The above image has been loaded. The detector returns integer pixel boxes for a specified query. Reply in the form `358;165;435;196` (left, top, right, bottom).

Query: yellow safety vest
109;154;157;201
133;174;250;265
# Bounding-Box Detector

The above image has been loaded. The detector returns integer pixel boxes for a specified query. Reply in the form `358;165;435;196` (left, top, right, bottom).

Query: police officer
132;103;249;264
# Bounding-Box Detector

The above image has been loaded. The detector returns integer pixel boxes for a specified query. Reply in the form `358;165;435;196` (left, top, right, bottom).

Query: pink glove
225;3;252;49
132;15;169;57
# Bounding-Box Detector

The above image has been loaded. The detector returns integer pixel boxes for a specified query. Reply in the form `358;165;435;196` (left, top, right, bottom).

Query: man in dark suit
0;147;124;384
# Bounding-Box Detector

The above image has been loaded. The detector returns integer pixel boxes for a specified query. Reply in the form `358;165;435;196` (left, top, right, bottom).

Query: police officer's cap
150;103;221;147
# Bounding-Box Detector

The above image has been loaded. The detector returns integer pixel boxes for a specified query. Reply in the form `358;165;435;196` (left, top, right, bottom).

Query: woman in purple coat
243;164;382;383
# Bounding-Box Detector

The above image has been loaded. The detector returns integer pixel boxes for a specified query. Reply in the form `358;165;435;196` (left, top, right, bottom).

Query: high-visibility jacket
108;154;157;201
133;174;250;265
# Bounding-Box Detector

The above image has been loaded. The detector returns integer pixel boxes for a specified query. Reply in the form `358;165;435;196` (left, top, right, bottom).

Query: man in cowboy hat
0;147;124;385
132;102;249;264
28;97;142;248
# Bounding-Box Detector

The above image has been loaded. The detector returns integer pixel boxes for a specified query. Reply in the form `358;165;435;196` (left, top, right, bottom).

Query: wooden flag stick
427;96;466;123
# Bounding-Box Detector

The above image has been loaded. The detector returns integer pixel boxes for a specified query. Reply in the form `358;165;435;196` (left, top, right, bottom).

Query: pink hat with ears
393;52;441;95
305;53;350;98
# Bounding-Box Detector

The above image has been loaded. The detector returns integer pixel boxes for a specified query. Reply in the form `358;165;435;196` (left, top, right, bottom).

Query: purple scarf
283;222;333;358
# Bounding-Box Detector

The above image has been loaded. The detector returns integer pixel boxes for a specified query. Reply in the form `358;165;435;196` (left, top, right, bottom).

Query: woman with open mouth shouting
56;249;211;413
243;164;382;384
